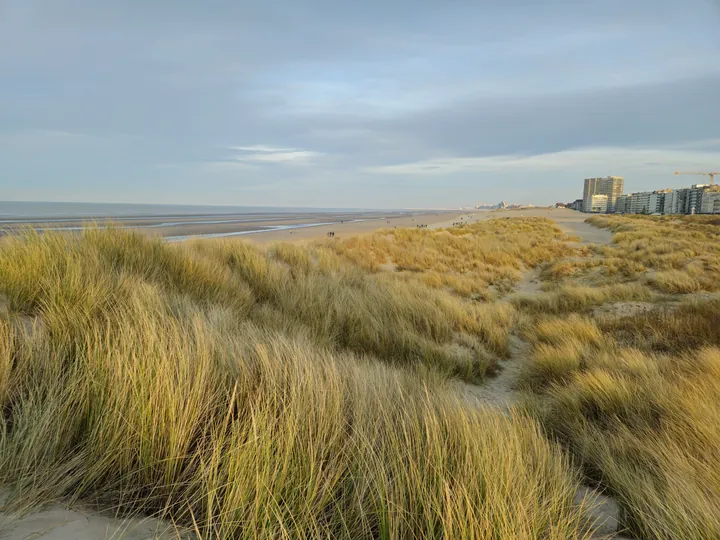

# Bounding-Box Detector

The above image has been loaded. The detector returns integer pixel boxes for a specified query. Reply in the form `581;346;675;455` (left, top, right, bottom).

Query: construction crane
674;171;719;185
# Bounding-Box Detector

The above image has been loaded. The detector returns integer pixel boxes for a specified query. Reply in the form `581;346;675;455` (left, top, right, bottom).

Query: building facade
615;194;632;213
569;199;583;211
663;189;690;214
583;194;609;213
625;190;667;214
579;178;718;215
699;186;720;214
583;176;624;213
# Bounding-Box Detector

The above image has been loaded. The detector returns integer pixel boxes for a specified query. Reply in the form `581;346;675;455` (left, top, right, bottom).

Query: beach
0;206;611;245
0;207;457;242
246;207;611;245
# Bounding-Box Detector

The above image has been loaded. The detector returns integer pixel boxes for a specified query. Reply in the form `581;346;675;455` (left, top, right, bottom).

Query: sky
1;0;720;209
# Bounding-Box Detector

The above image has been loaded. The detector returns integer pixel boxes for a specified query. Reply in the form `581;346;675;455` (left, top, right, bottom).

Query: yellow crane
674;171;719;185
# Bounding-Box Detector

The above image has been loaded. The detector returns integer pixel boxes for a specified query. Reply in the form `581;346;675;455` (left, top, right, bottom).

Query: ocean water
0;201;371;219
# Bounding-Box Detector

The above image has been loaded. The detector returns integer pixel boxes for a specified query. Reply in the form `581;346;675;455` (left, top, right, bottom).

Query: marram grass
0;227;595;539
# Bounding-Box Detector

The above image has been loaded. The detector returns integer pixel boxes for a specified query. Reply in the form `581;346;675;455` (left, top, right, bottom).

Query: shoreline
0;210;461;242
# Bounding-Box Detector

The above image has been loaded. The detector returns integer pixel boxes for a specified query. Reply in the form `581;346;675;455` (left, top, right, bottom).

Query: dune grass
0;227;597;538
510;283;652;314
535;215;720;295
324;217;575;299
0;229;515;382
583;215;720;291
506;215;720;539
2;213;719;539
521;300;720;539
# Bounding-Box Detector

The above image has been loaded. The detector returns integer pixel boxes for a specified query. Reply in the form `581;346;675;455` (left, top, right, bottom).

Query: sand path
453;226;628;539
0;502;187;539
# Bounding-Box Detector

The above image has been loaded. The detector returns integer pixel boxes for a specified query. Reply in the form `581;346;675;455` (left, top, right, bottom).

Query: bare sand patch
0;504;187;540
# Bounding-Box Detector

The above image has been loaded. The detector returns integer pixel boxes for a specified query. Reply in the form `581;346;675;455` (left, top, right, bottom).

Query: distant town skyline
1;1;719;208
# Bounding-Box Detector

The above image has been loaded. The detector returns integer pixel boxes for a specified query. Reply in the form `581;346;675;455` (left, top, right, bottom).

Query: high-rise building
687;184;714;214
583;176;624;213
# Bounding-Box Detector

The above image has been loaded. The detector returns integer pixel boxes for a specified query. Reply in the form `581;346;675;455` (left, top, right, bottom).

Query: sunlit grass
0;227;596;538
2;213;719;539
521;299;720;539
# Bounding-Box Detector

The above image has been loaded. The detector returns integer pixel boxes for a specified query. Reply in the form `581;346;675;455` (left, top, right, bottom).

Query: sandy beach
0;209;456;242
246;207;611;245
0;206;606;245
244;210;466;243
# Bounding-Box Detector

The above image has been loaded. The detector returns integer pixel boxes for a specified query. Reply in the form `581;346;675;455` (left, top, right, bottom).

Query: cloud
366;140;720;176
230;145;324;165
230;145;295;153
2;1;720;207
192;161;258;173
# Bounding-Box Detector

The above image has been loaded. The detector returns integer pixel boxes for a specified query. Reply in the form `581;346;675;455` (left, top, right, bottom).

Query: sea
0;201;374;220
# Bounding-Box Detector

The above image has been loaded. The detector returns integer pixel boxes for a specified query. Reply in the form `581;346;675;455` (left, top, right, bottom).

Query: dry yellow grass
511;283;652;314
324;217;574;298
507;215;720;539
536;215;720;297
2;213;719;539
522;299;720;539
0;229;514;381
0;227;596;539
585;215;720;291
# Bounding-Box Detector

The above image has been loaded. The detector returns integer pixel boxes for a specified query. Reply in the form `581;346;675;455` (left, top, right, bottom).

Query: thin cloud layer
232;146;324;164
1;0;719;207
368;140;720;175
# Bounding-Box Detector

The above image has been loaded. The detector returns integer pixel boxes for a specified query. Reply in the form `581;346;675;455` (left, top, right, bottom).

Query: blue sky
1;0;720;208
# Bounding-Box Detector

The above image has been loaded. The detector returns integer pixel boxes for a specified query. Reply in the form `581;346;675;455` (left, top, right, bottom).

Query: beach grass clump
648;269;702;294
0;228;513;382
522;296;720;539
510;283;652;314
526;346;720;540
584;215;720;292
325;217;575;298
597;298;720;354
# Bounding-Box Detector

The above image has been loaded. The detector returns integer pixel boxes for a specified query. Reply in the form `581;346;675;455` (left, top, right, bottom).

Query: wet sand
245;211;466;244
0;210;455;241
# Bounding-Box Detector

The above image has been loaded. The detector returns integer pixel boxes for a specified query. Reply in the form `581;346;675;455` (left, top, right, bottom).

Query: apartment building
699;186;720;214
576;177;720;215
583;176;624;213
663;188;690;214
611;185;719;215
583;194;609;213
615;194;632;214
623;191;664;214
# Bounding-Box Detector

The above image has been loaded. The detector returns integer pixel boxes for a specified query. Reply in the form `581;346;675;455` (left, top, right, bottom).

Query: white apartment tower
583;176;624;213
